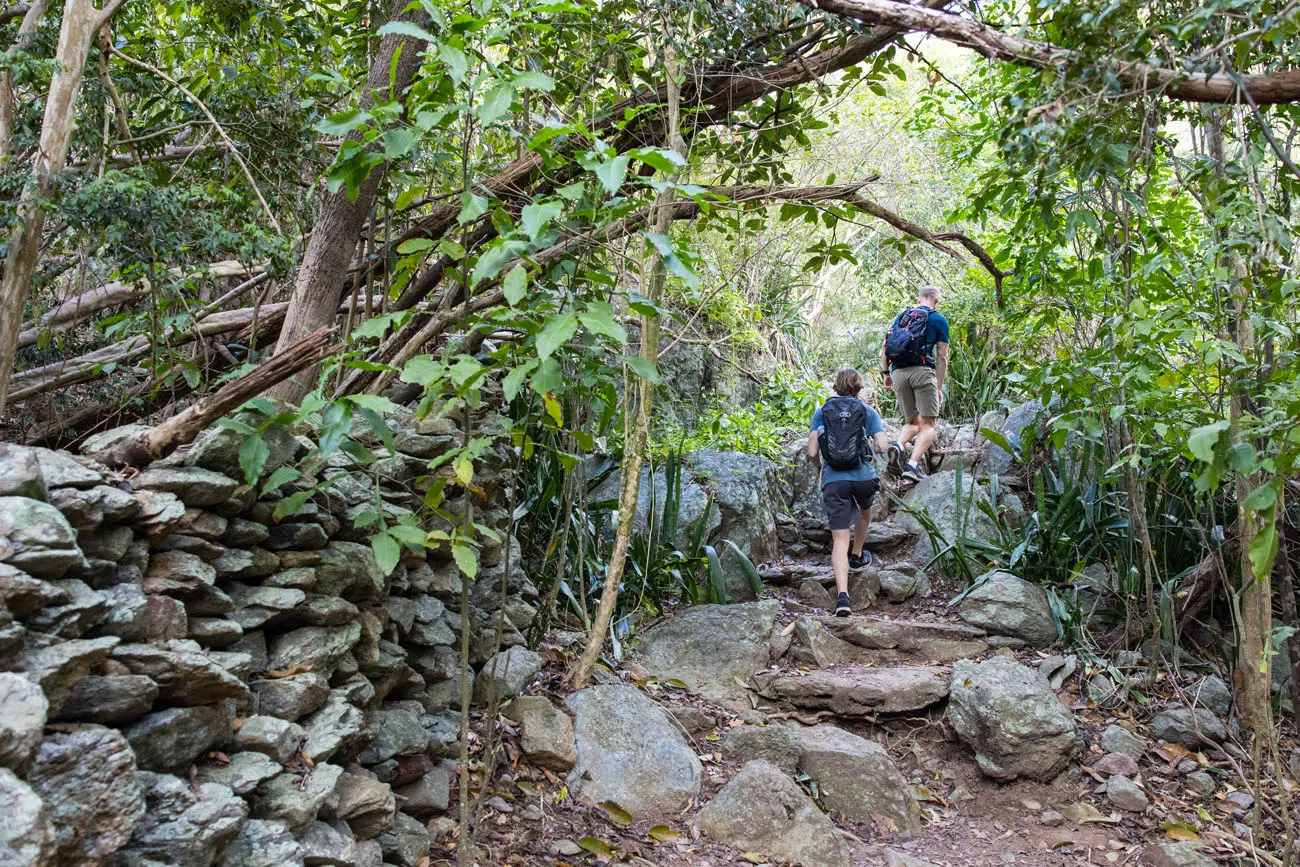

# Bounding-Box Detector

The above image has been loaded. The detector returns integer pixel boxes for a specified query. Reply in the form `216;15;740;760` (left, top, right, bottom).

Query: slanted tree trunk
567;44;683;690
267;0;422;403
0;0;130;414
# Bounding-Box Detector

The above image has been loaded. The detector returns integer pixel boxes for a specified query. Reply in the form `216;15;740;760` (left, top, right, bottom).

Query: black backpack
820;396;868;471
885;306;932;368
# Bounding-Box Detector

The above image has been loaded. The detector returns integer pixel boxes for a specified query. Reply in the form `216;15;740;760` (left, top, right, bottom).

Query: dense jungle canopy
3;0;1300;863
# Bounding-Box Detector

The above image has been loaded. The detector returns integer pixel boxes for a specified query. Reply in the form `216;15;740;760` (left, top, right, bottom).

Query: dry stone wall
0;409;540;867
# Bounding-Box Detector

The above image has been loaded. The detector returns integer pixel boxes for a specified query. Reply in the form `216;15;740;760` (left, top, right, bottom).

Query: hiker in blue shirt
808;366;888;616
881;285;950;481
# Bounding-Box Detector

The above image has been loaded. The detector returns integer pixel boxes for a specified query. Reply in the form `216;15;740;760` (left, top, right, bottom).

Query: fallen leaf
910;785;948;806
597;801;634;826
663;677;690;690
1161;822;1201;842
649;826;679;843
264;663;313;678
1153;743;1196;767
1060;802;1122;825
743;854;769;864
577;836;615;861
781;621;798;636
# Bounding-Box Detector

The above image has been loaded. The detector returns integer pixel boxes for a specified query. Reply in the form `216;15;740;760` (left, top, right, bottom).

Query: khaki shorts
894;365;939;421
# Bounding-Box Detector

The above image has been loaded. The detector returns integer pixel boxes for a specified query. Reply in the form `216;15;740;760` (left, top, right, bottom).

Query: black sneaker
834;592;852;617
902;461;927;482
848;551;872;570
887;442;905;476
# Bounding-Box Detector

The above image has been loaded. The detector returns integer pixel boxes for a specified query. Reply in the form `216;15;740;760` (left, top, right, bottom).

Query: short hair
918;285;943;304
833;367;864;396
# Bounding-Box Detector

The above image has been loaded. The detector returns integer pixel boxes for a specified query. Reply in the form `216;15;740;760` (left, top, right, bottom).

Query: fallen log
92;326;339;468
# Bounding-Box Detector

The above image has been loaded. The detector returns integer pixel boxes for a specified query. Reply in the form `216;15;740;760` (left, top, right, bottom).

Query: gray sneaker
902;461;927;482
887;442;905;476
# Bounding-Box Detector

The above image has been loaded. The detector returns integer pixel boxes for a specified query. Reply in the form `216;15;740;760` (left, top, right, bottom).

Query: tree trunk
1275;509;1300;734
567;44;683;691
267;0;422;404
0;0;127;413
0;0;52;159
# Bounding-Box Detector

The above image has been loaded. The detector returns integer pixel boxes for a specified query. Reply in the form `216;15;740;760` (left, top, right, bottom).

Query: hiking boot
902;461;927;482
848;551;872;570
834;592;852;617
887;441;905;476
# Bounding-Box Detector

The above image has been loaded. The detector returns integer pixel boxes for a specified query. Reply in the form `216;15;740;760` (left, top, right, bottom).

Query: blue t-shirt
810;399;884;485
890;306;950;369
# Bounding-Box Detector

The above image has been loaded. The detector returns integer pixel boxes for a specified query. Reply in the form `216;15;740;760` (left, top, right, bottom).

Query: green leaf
578;300;626;343
620;355;661;383
596;801;633;826
631;146;686;173
387;524;428;547
723;539;763;596
272;489;314;521
371;533;401;575
377;19;438;41
501;359;537;402
577;837;613;857
594;154;630;195
536;311;578;359
397;238;436;255
238;436;270;487
1242;480;1278;512
452;543;478;579
261;465;300;494
347;394;401;415
439;44;468;83
476;82;515;124
531;357;562;396
400;356;443;387
316;109;372;136
520;200;563;241
458;191;489;225
512;70;555;91
502;265;528;306
1248;515;1278;582
383;128;416;159
1188;420;1230;463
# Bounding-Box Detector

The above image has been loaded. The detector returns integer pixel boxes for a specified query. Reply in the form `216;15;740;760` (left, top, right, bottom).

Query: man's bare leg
898;419;920;447
831;528;851;596
911;416;938;466
851;511;870;558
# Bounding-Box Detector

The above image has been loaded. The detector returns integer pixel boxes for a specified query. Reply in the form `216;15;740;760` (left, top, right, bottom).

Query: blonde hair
833;366;864;396
918;285;943;305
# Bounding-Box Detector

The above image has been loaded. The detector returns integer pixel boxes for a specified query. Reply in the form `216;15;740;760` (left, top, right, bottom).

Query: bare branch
0;4;31;23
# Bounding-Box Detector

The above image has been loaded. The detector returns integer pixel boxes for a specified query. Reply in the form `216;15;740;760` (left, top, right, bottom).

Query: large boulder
126;703;235;772
783;437;823;521
696;760;849;867
27;725;144;865
1150;708;1226;749
985;399;1048;475
565;684;701;820
0;444;47;500
957;571;1057;646
687;449;783;597
185;422;298;479
894;471;998;562
796;725;920;838
947;657;1080;781
0;495;87;578
590;462;719;551
790;616;988;668
636;600;777;707
473;646;542;704
756;666;949;717
117;772;248;867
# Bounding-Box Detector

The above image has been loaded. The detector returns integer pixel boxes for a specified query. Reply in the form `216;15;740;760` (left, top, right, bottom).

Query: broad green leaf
536;311;578;359
578;300;626;343
400;356;443;387
520;200;563;241
452;543;478;579
371;533;401;575
502;265;528;306
620;355;661;383
238;436;270;486
502;359;537;402
458;191;489;225
439;44;468;83
261;465;300;494
577;837;613;857
1187;420;1230;463
596;802;633;826
383;128;415;159
512;70;555;91
397;238;436;254
272;489;315;521
648;826;679;843
594;154;630;195
1249;515;1278;582
316;109;372;136
1242;481;1278;512
476;82;515;124
347;394;400;415
377;19;438;41
531;357;562;395
387;524;428;546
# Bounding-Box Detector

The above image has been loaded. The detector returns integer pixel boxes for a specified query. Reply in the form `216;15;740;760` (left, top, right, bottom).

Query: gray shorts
822;479;880;530
895;365;939;421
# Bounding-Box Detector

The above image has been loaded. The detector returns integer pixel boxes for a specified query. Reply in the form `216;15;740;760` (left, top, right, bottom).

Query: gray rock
143;550;219;596
722;724;801;775
1072;563;1115;619
97;583;183;642
233;716;304;764
0;673;46;772
222;819;303;867
252;763;343;833
189;617;244;648
265;567;317;591
0;443;47;500
322;773;395;839
79;522;135;560
1100;724;1147;759
27;577;109;637
1192;675;1232;718
565;684;701;820
212;547;280;579
134;466;240;508
113;641;251;706
0;495;87;577
126;703;235;772
1142;841;1217;867
687;449;783;598
947;656;1080;782
302;693;368;763
958;571;1057;646
884;850;939;867
879;568;930;602
228;583;307;629
504;696;576;772
591;463;720;554
393;766;450;817
796;725;920;837
667;706;716;735
795;616;989;667
31;447;103;488
1150;707;1226;748
133;489;188;536
472;645;542;704
223;518;270;547
315;542;386;605
27;725;144;864
187;423;298;479
1184;771;1215;796
14;635;119;715
636;600;778;707
0;768;54;865
696;760;849;867
301;821;360;866
55;670;156;727
49;484;139;531
266;522;329;551
196;751;282;796
268;623;363;678
985;399;1047;475
377;811;429;867
0;562;66;617
356;709;427;765
1107;774;1149;812
253;672;331;722
895;470;999;561
756;665;949;716
120;772;248;867
1094;752;1140;777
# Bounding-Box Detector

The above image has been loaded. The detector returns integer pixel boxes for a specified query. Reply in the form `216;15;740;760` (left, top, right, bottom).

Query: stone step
786;616;989;668
753;665;950;716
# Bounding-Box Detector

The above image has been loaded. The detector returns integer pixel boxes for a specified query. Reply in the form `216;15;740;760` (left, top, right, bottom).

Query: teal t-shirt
810;399;883;485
